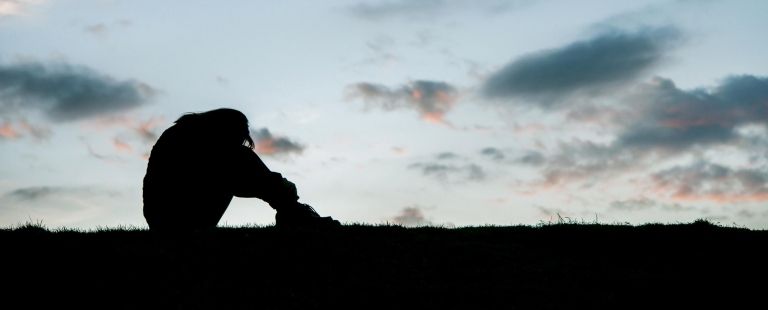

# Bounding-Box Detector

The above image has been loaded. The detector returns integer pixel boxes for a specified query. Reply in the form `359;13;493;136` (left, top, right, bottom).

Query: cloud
346;80;459;124
652;161;768;202
409;162;486;181
3;185;118;203
134;118;163;144
0;62;158;122
82;20;132;40
250;128;306;157
436;152;459;160
85;116;164;145
616;75;768;151
85;142;125;165
480;27;681;107
390;206;429;226
0;123;16;139
113;138;132;153
480;148;545;166
347;0;528;21
0;119;51;141
609;198;696;213
5;186;61;201
1;186;124;227
516;151;545;166
609;198;656;212
480;147;504;160
392;147;408;155
83;23;108;37
528;75;768;189
0;0;34;18
79;116;163;160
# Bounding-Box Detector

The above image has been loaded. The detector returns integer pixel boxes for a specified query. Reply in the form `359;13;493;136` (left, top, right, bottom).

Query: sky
1;0;768;229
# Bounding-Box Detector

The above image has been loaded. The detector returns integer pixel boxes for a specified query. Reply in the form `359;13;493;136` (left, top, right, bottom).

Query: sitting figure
142;108;339;230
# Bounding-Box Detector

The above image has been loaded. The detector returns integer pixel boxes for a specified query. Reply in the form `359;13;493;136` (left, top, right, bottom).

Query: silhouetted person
143;108;339;230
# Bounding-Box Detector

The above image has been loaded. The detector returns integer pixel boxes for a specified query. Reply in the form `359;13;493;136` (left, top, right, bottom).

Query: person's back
143;123;237;229
142;108;339;230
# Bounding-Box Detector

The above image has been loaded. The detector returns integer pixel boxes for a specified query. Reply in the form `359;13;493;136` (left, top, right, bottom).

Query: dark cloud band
480;27;681;107
409;162;486;181
0;62;157;122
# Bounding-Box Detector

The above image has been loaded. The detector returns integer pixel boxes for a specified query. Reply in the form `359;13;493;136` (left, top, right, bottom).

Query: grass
2;219;766;309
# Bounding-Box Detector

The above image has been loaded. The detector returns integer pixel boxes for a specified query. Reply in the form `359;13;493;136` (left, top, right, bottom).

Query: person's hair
174;108;254;149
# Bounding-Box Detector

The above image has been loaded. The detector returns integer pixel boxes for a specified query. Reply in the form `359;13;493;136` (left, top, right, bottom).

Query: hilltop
3;220;765;309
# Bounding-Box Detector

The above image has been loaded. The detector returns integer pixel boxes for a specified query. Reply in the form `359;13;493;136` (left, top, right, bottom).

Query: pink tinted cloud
0;123;19;139
347;80;459;125
113;138;133;153
0;120;52;141
392;147;408;155
391;206;428;226
135;118;163;142
512;123;548;134
84;116;164;143
251;128;305;157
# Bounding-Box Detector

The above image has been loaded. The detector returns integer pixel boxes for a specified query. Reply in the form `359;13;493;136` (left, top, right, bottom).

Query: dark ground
2;219;766;309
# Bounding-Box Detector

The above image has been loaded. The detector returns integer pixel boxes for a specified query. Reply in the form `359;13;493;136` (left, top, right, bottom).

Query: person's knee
280;178;299;201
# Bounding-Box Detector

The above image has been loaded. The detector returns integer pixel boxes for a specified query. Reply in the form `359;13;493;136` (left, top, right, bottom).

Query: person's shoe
274;202;341;227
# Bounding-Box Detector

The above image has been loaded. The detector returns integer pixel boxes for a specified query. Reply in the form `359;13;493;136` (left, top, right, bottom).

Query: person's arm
228;146;298;203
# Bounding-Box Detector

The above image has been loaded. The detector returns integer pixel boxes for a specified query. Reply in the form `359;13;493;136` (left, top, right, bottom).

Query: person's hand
281;177;299;201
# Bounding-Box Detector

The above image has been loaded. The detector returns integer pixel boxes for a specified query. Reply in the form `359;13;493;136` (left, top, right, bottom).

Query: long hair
174;108;255;149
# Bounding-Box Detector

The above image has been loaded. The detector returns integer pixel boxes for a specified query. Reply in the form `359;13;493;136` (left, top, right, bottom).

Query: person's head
174;108;254;148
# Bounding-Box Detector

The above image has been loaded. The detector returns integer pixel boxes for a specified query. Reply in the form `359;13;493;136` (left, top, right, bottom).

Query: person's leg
230;145;340;227
191;193;234;228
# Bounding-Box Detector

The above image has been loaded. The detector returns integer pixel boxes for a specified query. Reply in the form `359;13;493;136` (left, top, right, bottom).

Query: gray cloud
516;151;545;166
609;198;695;213
661;204;696;212
250;128;306;157
609;198;656;212
0;62;158;122
480;148;545;166
409;162;486;181
3;186;119;202
5;186;60;201
348;0;529;21
1;186;123;227
480;27;681;107
86;143;125;164
531;75;768;190
652;161;768;202
436;152;459;160
535;140;631;187
83;21;132;40
467;164;486;181
480;147;504;160
83;23;107;37
346;80;459;123
616;75;768;151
